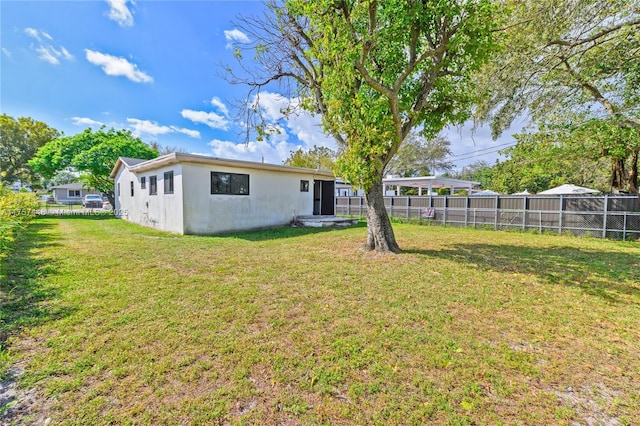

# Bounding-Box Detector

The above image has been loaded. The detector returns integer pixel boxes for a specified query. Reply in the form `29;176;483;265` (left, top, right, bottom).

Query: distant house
109;153;336;235
50;182;100;204
8;180;32;192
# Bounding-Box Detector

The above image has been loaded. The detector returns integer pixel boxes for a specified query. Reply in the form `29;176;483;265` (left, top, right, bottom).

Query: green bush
0;187;40;260
0;188;40;220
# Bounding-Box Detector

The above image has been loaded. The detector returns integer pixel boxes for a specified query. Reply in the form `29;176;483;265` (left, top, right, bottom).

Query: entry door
313;180;335;215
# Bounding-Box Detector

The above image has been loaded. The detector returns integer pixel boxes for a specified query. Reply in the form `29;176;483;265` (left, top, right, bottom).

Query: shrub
0;187;40;261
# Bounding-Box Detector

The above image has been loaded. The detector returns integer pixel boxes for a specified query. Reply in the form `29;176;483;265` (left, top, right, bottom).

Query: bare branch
547;17;640;48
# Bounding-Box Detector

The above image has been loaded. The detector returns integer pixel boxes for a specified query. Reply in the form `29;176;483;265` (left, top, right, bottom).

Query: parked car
82;194;104;208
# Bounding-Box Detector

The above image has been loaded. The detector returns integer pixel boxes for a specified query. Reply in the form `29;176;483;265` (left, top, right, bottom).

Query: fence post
407;196;410;219
443;195;448;225
539;210;542;234
558;195;563;235
464;196;469;228
522;196;527;231
494;196;499;230
623;211;627;241
602;194;608;238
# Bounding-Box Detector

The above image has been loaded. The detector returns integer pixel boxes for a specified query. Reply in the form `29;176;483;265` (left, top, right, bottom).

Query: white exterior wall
115;164;184;234
181;162;316;234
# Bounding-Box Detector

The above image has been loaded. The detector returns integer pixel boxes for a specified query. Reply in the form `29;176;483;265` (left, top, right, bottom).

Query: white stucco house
109;153;336;235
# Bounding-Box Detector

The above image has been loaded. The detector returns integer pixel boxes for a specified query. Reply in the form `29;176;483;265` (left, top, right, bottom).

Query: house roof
120;157;148;167
382;175;480;189
538;184;600;195
109;152;335;179
49;182;86;190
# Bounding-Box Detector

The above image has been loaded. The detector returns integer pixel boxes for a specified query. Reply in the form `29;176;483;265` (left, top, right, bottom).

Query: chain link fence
336;195;640;240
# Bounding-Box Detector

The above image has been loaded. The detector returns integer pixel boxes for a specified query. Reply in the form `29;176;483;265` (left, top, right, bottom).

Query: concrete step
293;216;359;228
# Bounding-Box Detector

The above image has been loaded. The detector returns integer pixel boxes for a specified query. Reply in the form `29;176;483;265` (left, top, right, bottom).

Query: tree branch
547;17;640;48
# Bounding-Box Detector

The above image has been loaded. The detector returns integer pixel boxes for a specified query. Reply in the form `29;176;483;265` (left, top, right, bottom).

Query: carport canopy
383;176;480;196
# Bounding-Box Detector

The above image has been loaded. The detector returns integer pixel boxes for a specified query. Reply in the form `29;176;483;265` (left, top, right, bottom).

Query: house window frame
164;171;174;194
68;189;81;198
149;175;158;195
300;180;310;192
141;176;146;189
210;171;250;195
130;181;134;197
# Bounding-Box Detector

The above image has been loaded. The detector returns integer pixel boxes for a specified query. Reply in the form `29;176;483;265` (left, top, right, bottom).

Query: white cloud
170;126;201;139
210;97;229;117
24;27;41;41
71;117;105;127
24;28;74;65
1;48;11;58
204;92;337;165
224;29;249;49
127;118;200;139
60;47;73;61
181;109;229;130
253;91;336;150
85;49;153;83
35;46;59;64
106;0;135;27
208;138;300;164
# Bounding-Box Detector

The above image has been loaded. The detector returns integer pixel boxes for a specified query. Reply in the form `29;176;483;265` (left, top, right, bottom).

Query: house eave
128;152;335;178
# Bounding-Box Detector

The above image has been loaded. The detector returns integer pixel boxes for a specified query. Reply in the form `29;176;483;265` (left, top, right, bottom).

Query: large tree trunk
610;158;626;191
364;178;401;253
104;190;116;213
628;150;638;195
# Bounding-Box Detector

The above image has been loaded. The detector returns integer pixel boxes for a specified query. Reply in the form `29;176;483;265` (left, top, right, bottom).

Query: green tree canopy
283;145;337;170
29;128;157;206
0;114;59;187
477;0;640;192
232;0;499;252
386;133;454;177
449;160;494;189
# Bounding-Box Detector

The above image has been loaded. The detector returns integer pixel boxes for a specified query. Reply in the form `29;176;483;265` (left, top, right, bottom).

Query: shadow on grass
0;221;72;348
215;221;367;242
406;243;640;304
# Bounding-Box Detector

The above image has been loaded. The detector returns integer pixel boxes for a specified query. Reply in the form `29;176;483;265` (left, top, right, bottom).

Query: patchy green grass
2;217;639;425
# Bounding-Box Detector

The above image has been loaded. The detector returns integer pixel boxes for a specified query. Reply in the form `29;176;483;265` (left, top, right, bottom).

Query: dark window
211;172;249;195
141;177;146;189
164;171;174;194
300;180;309;192
149;176;157;195
68;189;81;197
130;181;134;196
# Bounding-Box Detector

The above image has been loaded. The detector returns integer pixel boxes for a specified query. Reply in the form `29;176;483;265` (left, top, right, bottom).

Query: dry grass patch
1;217;639;425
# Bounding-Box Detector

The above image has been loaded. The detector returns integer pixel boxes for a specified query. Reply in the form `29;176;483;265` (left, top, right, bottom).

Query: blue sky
1;0;514;169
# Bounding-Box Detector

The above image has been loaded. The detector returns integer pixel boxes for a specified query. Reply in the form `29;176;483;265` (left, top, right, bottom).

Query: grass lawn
1;217;639;425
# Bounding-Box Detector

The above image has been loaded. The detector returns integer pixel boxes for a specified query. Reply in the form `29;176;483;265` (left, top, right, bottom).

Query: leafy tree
449;160;494;189
30;128;157;207
487;124;612;194
477;0;640;193
284;145;336;170
386;133;454;177
0;114;59;187
149;142;189;156
231;0;499;252
47;170;80;188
